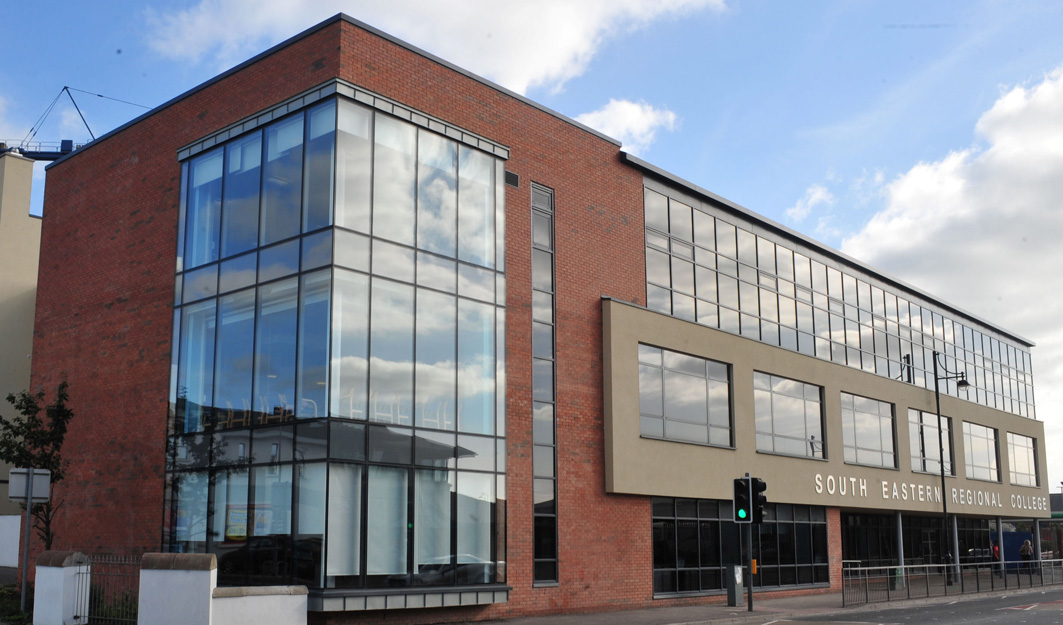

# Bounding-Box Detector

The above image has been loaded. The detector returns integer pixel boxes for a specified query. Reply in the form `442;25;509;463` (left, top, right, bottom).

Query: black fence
842;558;1063;606
74;554;141;624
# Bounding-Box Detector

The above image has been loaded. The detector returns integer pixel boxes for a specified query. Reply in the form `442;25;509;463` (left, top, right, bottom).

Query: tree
0;381;74;550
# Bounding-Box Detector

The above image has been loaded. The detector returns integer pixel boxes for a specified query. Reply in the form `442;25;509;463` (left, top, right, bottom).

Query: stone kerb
34;550;90;625
211;585;308;625
138;553;217;625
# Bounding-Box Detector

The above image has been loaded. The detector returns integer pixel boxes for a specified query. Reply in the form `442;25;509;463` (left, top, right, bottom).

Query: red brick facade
32;16;838;624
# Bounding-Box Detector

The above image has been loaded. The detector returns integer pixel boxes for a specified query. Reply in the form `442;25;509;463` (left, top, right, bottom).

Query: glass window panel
372;239;415;283
458;263;495;302
671;257;694;294
171;471;209;553
416;251;456;293
415;430;457;468
304;101;336;232
297;271;331;418
261;114;304;245
532;211;553;250
336;99;372;234
664;371;708;424
329;420;365;461
177;299;216;434
295;420;328;460
253;278;298;424
532;249;553;292
183;264;218;303
458;434;496;472
212;468;249;576
414;469;453;585
532;290;553;322
533;358;554;402
326;463;362;581
331;270;369;419
214;289;255;430
646;247;671;286
416;289;456;430
716;220;737;258
221;132;262;258
644;188;668;232
301;230;332;270
669;199;693;241
415;130;459;258
258;239;299;282
369;279;414;425
457;472;495;579
693;209;714;248
186;149;223;268
458;299;495;434
219;252;257;294
334;229;369;272
458;146;495;268
366;466;408;582
372;115;417;245
533;402;555;445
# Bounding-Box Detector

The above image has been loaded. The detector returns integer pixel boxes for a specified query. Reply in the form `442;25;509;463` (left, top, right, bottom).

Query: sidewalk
477;585;1054;625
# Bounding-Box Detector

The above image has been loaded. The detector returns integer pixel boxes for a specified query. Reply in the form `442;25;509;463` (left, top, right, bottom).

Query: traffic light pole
746;521;754;612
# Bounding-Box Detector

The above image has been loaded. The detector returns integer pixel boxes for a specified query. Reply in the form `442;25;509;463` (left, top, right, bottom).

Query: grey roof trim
176;79;510;162
622;151;1034;348
47;13;615;171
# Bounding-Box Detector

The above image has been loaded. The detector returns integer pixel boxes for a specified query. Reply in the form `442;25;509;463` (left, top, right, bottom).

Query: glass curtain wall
643;187;1035;419
166;95;507;592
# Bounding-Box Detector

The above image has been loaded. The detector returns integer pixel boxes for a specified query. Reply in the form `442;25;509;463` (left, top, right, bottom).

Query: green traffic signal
738;509;747;519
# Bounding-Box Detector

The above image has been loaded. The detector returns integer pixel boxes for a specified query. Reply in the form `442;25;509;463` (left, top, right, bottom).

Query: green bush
0;583;32;624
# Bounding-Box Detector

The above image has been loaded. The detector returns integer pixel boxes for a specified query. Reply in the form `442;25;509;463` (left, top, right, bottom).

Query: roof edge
48;13;620;171
621;151;1035;348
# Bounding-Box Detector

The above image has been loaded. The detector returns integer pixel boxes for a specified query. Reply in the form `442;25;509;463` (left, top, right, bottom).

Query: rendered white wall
33;562;88;625
0;515;20;566
212;591;307;625
138;568;216;625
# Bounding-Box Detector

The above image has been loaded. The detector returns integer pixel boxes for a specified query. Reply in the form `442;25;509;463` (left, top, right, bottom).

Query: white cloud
785;184;835;222
841;67;1063;490
143;0;726;95
575;99;678;155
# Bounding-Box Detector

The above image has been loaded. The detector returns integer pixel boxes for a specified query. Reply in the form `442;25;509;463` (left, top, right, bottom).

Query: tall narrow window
531;184;557;583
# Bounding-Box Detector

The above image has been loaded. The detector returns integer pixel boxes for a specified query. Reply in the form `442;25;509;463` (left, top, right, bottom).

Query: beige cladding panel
603;298;1051;519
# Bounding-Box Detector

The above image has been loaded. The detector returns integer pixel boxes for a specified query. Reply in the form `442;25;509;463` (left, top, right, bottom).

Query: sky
3;1;1063;498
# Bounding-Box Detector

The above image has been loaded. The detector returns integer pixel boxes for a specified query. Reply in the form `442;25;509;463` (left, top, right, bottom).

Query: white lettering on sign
813;473;1043;513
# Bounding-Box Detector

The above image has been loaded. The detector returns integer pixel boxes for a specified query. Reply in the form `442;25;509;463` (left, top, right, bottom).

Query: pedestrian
1020;540;1034;573
992;541;1002;577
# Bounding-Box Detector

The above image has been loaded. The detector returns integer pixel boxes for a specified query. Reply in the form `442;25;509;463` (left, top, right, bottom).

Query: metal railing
74;554;141;624
842;558;1063;606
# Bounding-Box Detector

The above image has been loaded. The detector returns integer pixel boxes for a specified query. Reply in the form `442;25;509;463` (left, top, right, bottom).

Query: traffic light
733;477;751;524
751;477;768;524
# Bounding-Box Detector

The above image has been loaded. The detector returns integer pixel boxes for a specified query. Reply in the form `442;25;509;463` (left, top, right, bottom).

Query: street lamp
932;350;970;583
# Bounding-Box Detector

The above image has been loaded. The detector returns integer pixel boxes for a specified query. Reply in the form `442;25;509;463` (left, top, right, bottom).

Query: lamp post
932;350;970;584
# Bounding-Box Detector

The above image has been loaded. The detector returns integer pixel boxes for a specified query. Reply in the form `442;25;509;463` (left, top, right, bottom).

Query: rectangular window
963;422;999;482
651;497;827;595
1007;432;1038;487
638;345;731;447
531;183;557;584
753;372;823;458
908;409;952;475
840;392;895;468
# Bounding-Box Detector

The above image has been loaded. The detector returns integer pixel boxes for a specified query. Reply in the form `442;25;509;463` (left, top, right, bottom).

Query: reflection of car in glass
416;554;495;585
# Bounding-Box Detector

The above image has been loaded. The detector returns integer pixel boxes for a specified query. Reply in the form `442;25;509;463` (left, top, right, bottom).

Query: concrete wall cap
140;552;217;571
36;551;89;568
213;585;309;598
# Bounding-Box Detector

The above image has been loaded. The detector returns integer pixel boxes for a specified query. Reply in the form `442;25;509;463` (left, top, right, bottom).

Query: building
31;14;1050;623
0;149;42;567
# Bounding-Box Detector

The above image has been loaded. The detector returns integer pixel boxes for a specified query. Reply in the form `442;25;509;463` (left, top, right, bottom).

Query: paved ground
475;586;1056;625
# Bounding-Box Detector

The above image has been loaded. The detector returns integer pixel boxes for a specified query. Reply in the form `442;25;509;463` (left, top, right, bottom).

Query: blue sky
4;0;1063;492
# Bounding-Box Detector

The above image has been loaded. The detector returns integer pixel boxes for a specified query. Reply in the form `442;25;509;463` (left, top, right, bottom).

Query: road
781;588;1063;625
